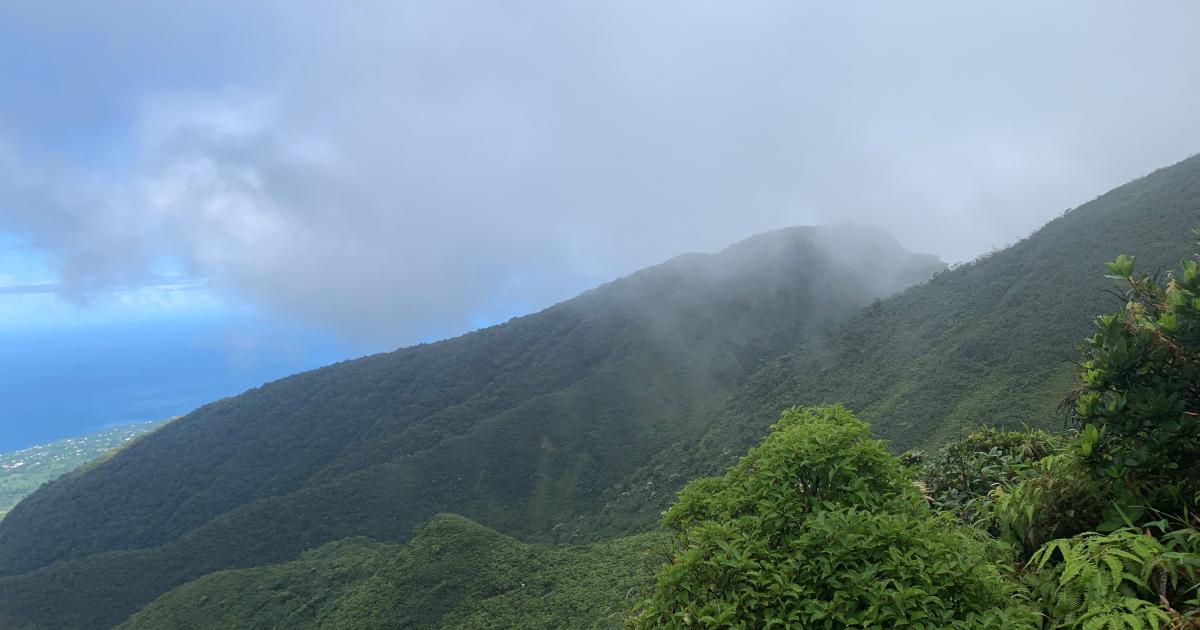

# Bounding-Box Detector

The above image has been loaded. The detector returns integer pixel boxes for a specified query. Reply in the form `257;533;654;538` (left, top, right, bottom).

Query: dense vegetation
635;236;1200;627
0;154;1196;629
633;406;1036;628
120;514;664;630
578;154;1200;539
0;226;941;629
0;420;165;520
127;237;1200;628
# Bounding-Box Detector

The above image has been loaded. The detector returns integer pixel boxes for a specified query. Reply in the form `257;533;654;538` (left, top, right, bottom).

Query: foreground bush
913;426;1063;525
941;241;1200;629
631;406;1035;629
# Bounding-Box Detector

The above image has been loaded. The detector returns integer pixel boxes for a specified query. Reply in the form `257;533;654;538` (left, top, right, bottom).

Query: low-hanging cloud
1;1;1199;345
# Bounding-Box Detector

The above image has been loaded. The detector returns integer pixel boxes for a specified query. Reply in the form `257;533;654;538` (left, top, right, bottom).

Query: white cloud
1;1;1199;344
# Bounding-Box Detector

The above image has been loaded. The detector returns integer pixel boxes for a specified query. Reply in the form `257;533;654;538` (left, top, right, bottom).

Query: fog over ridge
1;1;1198;345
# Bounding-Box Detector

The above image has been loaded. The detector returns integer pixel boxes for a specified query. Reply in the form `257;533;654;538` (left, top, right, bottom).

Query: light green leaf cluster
1027;527;1199;630
632;406;1037;629
1073;231;1200;489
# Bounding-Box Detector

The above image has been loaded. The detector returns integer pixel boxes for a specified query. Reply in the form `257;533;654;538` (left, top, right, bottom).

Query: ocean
0;316;373;452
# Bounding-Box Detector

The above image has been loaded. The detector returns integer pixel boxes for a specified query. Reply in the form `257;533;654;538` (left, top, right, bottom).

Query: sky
1;2;1199;449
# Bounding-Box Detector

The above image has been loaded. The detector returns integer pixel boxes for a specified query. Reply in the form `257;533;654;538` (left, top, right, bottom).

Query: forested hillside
578;153;1200;538
119;514;664;630
134;229;1200;628
0;226;941;629
1;154;1197;630
623;236;1200;627
120;229;1200;629
0;420;166;520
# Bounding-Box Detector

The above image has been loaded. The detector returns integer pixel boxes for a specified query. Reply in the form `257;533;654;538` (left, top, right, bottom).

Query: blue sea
0;316;378;452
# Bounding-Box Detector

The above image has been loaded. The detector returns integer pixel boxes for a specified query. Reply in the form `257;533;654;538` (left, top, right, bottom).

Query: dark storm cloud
1;1;1198;344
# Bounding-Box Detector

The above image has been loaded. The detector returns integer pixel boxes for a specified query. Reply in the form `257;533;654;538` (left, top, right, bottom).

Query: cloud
0;279;205;296
1;1;1199;345
0;282;57;295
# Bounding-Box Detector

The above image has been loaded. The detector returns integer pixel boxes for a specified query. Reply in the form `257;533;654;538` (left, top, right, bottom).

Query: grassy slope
0;226;941;630
118;514;663;630
573;153;1200;539
0;421;165;520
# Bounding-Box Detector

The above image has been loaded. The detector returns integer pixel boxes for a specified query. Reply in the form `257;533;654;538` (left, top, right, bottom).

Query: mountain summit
3;151;1198;629
0;224;942;629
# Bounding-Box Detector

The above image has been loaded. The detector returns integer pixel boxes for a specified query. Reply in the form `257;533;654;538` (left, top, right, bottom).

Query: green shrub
1027;525;1200;629
916;426;1064;524
1007;237;1200;628
984;449;1114;558
121;514;666;630
1070;233;1200;504
632;406;1035;628
660;405;920;541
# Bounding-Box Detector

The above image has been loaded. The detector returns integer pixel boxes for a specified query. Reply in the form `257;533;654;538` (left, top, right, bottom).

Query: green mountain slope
0;421;166;520
4;153;1197;629
578;153;1200;539
0;225;941;629
118;514;663;630
735;154;1200;447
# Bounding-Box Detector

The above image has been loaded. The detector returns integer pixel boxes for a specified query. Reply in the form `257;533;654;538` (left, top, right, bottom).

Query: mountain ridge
0;224;943;629
118;513;663;630
3;151;1198;628
567;153;1200;539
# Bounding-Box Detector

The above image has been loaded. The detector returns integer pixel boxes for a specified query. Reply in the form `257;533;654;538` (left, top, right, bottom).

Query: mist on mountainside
2;3;1199;348
3;2;1200;629
0;223;950;629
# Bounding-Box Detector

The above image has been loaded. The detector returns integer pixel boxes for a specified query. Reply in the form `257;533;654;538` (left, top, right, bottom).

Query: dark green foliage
985;459;1200;629
3;155;1200;629
914;426;1064;524
660;406;921;538
633;407;1036;629
1014;244;1200;629
0;420;166;520
1071;234;1200;499
740;158;1200;452
984;449;1114;557
119;514;665;630
580;154;1200;540
981;241;1200;628
765;509;1036;629
640;224;1200;629
634;226;1200;630
0;226;940;629
982;239;1200;560
1027;526;1200;629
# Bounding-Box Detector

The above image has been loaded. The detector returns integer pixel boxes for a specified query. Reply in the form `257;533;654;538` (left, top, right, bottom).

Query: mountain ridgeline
118;514;665;630
0;153;1198;629
0;420;165;521
118;191;1200;630
575;154;1200;538
0;226;943;629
